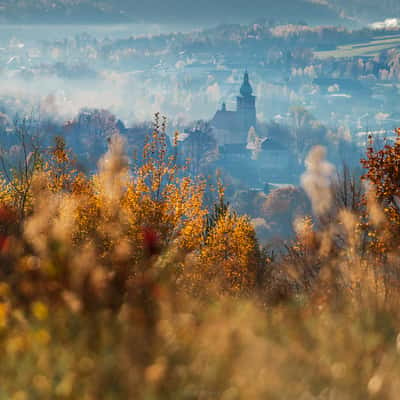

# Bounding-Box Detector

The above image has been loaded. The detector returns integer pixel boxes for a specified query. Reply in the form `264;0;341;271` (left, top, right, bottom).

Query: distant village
3;20;400;237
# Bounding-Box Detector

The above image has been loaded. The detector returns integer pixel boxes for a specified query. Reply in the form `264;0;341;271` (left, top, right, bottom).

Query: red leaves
0;235;10;253
142;227;160;256
0;206;16;255
0;207;16;225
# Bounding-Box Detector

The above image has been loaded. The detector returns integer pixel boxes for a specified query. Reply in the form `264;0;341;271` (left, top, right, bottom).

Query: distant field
314;34;400;59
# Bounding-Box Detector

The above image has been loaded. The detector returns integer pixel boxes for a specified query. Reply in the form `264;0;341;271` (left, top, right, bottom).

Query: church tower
210;71;258;146
236;71;256;138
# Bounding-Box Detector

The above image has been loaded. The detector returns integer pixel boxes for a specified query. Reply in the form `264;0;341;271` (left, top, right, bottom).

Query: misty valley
1;19;400;241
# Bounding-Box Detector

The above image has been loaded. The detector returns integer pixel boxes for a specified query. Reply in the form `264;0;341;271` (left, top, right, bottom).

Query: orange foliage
361;129;400;253
0;116;260;307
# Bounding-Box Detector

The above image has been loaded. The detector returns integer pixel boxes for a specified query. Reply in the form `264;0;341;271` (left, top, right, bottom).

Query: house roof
219;143;248;154
261;139;287;151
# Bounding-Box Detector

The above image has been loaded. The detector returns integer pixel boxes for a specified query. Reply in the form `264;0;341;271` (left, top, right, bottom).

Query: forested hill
0;0;344;25
329;0;400;24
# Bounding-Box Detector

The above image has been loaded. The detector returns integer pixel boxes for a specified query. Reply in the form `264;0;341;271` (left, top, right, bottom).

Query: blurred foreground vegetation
1;119;400;399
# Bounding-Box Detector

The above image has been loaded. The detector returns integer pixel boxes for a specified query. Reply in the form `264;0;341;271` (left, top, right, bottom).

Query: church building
211;71;257;146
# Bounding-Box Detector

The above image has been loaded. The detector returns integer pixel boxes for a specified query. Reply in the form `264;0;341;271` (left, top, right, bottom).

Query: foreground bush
1;123;400;398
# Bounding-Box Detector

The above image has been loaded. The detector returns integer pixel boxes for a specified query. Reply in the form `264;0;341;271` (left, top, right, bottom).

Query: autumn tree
63;108;119;169
0;115;42;219
361;129;400;253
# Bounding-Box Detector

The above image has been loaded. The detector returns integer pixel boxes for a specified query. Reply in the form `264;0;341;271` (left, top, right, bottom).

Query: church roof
211;109;239;132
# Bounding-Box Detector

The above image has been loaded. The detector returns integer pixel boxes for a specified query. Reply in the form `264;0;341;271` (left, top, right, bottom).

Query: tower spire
240;71;253;97
236;71;256;137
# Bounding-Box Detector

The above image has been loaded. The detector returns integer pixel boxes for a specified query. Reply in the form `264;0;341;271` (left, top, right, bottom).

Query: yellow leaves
33;329;51;345
55;372;75;397
121;154;207;256
0;282;10;297
0;301;9;329
11;391;28;400
6;334;27;355
32;374;51;394
145;357;167;384
31;301;49;321
199;211;259;295
78;356;95;373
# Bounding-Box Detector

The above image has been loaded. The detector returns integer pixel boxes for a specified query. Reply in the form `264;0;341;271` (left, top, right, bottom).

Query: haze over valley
4;2;400;399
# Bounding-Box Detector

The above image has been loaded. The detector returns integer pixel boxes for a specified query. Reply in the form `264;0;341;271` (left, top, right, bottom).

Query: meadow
314;33;400;59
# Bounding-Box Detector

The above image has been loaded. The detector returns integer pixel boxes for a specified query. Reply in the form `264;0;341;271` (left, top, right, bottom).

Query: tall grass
1;122;400;399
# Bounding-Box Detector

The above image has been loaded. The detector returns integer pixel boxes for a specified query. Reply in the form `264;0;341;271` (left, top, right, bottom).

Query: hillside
0;0;344;25
329;0;400;24
2;0;399;26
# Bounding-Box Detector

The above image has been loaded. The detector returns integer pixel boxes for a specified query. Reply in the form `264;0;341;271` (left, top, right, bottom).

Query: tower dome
240;71;253;97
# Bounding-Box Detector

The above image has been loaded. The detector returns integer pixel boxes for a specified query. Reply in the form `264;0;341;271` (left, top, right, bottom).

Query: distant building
258;139;291;179
176;71;294;186
211;71;257;145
